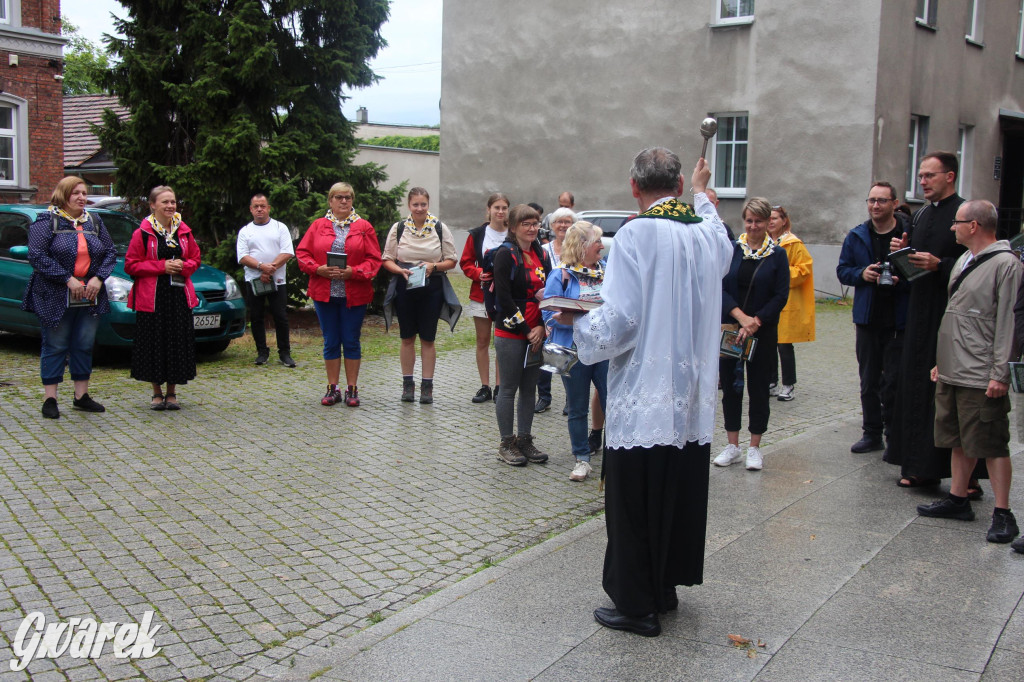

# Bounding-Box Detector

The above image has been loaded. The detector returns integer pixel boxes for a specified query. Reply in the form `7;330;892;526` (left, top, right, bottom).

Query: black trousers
603;442;710;616
246;282;290;354
721;326;776;435
855;324;902;440
771;343;796;386
536;365;552;401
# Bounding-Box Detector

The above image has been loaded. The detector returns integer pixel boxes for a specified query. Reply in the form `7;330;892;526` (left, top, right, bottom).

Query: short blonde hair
742;197;772;221
148;185;175;205
328;182;355;201
560;221;602;268
50;176;87;208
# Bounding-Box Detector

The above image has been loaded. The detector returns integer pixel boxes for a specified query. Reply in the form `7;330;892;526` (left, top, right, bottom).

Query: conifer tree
98;0;402;268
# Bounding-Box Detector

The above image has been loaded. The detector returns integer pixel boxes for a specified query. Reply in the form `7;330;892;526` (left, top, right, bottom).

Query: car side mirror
7;245;28;260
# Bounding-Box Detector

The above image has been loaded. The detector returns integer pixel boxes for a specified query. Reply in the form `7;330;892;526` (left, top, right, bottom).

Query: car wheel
197;338;231;355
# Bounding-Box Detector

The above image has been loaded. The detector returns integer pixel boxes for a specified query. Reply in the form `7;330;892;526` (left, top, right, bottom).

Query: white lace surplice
573;193;733;449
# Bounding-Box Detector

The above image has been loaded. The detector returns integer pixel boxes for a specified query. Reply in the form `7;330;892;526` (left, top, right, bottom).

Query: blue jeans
561;359;608;461
313;298;367;360
39;306;100;385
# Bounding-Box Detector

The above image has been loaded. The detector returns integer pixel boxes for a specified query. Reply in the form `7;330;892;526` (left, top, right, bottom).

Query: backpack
482;241;549;321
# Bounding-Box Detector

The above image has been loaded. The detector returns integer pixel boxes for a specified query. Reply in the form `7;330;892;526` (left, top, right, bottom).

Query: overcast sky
61;0;442;126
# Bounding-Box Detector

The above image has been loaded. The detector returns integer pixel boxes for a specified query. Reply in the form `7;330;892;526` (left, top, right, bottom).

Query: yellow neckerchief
49;205;90;227
403;213;438;238
636;197;702;223
146;212;182;248
326;209;360;231
558;261;605;280
738;233;776;260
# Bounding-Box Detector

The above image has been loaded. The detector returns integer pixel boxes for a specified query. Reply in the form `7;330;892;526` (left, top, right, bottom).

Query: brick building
0;0;65;203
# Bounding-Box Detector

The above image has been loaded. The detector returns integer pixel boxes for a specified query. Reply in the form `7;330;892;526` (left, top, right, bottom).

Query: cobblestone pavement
0;305;863;680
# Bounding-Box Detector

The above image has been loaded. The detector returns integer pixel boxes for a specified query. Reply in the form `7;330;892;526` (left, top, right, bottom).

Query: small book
327;251;347;269
67;287;97;308
888;247;928;283
720;330;757;361
169;274;186;287
538;296;602;312
524;345;543;368
250;278;277;296
406;264;427;289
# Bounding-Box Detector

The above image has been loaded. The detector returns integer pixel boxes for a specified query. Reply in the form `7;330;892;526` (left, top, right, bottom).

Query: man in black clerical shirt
837;181;910;453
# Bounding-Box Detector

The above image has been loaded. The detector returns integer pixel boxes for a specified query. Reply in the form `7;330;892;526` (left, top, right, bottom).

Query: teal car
0;205;246;352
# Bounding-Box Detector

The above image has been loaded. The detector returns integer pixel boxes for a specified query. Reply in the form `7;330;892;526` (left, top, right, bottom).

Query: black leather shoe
594;607;660;637
850;436;884;453
662;587;678;612
279;353;296;368
917;497;975;521
255;350;270;365
41;397;59;419
534;397;551;413
73;393;105;413
988;511;1020;544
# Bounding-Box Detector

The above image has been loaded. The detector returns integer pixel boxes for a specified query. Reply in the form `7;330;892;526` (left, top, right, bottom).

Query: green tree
97;0;404;306
61;17;110;95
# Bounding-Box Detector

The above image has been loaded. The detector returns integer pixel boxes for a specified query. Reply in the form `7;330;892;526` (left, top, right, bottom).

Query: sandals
151;393;166;411
163;392;180;411
897;476;940;488
967;479;984;501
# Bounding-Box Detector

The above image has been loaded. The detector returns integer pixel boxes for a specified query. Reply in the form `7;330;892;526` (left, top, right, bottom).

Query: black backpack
482;241;549;321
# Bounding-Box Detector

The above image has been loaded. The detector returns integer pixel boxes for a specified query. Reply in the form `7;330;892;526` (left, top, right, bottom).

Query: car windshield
96;212;139;254
591;216;629;237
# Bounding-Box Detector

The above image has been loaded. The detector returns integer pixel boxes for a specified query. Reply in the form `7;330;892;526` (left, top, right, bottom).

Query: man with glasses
917;200;1020;546
837;182;910;454
884;152;969;490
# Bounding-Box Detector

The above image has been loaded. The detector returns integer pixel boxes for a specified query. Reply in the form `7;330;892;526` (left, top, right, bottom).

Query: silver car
574;210;635;255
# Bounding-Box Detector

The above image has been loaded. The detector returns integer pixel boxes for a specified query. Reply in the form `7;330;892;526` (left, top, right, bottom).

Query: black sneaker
279;353;296;368
917;497;975;521
255;350;270;365
1012;536;1024;554
41;397;59;419
73;393;105;413
493;385;499;402
588;429;603;455
987;511;1020;544
472;385;492;403
850;435;884;453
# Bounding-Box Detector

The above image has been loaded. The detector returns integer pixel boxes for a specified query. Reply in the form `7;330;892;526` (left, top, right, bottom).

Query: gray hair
549;207;577;224
961;199;998;233
630;147;682;194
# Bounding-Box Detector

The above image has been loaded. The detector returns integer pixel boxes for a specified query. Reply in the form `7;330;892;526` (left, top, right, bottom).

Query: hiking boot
516;434;548;463
988;510;1019;543
472;385;492;403
401;379;415;402
419;380;433;404
497;436;526;466
344;386;360;407
917;497;975;521
713;444;742;467
321;384;342;406
73;393;105;413
570;460;593;481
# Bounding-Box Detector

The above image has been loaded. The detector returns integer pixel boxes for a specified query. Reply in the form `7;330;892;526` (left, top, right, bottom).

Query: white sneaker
570;460;593;481
713;444;743;467
777;385;795;401
768;382;779;397
745;446;763;471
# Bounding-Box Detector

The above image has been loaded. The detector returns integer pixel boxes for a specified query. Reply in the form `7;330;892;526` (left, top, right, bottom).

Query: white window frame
957;125;973;198
709;113;748;199
715;0;754;26
916;0;937;28
0;0;9;25
1018;1;1024;57
0;95;28;187
906;115;929;201
965;0;984;44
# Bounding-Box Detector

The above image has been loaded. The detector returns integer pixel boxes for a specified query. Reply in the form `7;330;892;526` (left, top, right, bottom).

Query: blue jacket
721;245;790;326
835;218;910;328
542;263;605;347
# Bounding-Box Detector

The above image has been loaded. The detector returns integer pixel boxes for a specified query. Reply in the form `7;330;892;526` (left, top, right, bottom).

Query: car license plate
193;314;221;329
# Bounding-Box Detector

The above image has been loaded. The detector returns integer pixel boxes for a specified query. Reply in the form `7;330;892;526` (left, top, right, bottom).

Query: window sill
904;195;926;205
710;17;754;30
713;188;746;199
965;37;984;49
1017;53;1024;62
915;18;937;32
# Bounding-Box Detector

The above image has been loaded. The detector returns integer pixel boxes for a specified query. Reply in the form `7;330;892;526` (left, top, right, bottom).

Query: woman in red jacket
459;192;509;403
124;186;202;410
296;182;383;407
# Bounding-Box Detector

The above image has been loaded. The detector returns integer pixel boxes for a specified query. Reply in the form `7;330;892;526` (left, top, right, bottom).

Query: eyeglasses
333;195;354;202
951;219;973;225
865;198;892;205
917;171;948;181
519;221;540;228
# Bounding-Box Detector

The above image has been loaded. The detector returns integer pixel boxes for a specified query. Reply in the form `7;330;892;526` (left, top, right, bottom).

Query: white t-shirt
482;225;507;256
236;219;294;283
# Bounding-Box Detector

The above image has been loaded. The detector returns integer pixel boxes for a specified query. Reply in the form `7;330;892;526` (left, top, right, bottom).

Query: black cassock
884;193;966;479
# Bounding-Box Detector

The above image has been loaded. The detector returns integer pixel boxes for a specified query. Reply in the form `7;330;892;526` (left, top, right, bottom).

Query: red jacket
296;217;382;306
124;219;201;312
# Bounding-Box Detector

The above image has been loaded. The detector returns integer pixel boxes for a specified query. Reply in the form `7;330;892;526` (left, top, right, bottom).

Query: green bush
360;135;439;152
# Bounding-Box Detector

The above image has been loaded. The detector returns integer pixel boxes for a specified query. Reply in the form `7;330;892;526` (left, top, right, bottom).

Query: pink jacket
124;219;201;312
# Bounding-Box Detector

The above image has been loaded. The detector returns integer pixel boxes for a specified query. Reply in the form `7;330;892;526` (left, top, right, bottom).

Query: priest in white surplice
570;147;733;636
